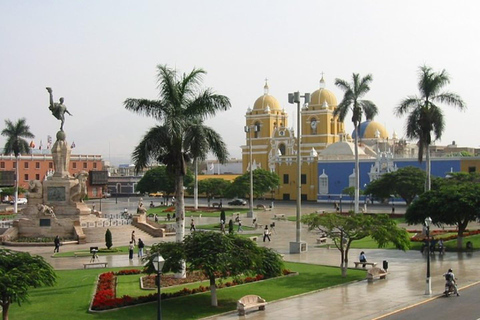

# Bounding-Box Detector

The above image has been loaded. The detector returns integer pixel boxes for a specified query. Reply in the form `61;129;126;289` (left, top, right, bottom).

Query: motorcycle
444;281;458;297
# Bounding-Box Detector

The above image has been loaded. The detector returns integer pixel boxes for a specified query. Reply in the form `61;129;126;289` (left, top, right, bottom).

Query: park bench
83;262;108;269
249;236;258;241
354;261;377;268
316;237;327;244
273;214;286;220
366;267;388;282
237;295;267;316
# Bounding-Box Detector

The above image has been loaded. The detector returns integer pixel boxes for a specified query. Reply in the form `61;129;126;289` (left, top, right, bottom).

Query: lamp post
244;124;259;218
425;217;432;295
153;254;165;320
339;194;343;213
288;91;310;253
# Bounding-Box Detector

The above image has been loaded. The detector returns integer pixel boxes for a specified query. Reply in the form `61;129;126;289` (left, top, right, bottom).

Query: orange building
0;153;106;199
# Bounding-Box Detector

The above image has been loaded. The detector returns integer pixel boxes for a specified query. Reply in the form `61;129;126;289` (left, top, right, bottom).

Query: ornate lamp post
425;216;432;295
153;254;165;320
288;91;310;253
244;124;259;218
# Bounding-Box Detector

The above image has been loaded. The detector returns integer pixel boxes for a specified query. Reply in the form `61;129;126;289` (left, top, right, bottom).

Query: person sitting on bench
359;251;367;268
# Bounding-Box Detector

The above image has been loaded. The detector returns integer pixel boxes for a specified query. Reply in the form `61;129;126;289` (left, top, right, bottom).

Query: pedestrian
269;222;276;234
131;230;136;245
263;225;271;242
167;213;171;221
128;241;134;260
190;218;196;232
154;215;159;223
220;220;226;234
252;218;257;228
228;219;234;234
137;238;145;258
359;251;367;268
235;213;240;223
54;235;60;253
237;218;243;232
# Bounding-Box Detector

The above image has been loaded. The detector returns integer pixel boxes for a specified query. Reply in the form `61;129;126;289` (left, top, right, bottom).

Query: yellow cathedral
242;77;345;201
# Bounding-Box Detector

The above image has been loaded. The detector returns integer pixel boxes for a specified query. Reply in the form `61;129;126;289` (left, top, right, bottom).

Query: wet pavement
2;198;479;319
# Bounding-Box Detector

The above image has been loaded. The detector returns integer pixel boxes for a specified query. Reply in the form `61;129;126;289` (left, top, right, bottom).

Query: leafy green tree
405;173;480;249
105;229;113;249
334;74;378;213
396;65;466;191
0;249;56;320
197;178;231;206
301;213;410;277
136;166;193;202
146;232;281;307
125;65;230;269
226;169;280;199
364;166;426;205
1;118;34;214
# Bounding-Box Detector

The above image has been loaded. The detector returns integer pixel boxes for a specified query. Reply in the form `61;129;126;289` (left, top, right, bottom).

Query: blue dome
351;120;388;139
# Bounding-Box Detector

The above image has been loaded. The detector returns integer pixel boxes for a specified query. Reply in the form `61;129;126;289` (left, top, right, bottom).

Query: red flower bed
91;268;294;311
409;229;480;242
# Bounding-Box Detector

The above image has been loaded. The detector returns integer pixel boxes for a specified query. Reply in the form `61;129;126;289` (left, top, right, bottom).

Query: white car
10;198;27;205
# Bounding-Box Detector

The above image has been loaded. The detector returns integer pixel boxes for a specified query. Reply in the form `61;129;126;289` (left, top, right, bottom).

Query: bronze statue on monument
46;87;73;131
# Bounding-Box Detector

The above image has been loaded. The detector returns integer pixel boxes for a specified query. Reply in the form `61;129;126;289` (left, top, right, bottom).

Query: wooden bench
237;295;267;316
249;236;258;242
316;237;327;244
83;262;108;269
354;261;377;268
366;267;388;282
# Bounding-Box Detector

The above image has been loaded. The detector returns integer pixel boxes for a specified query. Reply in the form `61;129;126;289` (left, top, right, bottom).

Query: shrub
105;229;113;249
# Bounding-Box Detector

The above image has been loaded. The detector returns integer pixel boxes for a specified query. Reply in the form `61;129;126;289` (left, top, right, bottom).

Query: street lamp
244;124;260;218
339;194;343;213
153;254;165;320
288;91;310;254
425;216;432;295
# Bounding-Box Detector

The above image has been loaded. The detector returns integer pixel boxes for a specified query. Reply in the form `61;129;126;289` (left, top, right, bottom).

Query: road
378;282;480;320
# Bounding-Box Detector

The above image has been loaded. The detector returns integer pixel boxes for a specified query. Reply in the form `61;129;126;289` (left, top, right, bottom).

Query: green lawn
8;263;365;320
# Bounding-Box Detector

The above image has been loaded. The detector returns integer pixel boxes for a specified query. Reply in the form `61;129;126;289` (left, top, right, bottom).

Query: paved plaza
3;198;479;319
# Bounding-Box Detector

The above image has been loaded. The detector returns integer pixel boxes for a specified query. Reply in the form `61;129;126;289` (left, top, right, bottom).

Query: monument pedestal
289;241;308;254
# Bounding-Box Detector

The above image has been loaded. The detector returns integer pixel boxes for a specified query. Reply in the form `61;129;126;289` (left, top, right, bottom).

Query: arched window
278;143;286;156
254;122;261;138
310;118;317;135
318;170;328;195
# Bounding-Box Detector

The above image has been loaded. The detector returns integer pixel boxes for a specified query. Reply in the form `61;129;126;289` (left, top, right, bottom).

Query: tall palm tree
334;73;377;213
125;65;230;274
1;118;35;213
396;65;466;191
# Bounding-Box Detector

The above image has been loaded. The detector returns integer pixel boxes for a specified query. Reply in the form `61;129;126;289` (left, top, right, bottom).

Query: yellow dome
253;81;281;111
309;77;337;107
355;120;389;139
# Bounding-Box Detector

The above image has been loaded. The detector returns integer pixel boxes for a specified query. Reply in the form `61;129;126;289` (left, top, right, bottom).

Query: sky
1;1;479;165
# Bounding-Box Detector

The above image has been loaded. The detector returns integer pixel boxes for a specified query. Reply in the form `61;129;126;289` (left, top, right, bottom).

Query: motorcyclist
443;268;459;296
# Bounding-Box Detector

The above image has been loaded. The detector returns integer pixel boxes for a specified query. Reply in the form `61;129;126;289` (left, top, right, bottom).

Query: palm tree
334;73;377;213
125;65;230;275
396;65;466;191
1;118;35;214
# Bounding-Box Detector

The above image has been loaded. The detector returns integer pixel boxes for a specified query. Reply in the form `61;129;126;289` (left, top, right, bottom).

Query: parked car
10;197;27;205
228;199;247;206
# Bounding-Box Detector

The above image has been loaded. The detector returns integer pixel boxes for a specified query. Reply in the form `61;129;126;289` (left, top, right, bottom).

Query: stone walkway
2;199;479;319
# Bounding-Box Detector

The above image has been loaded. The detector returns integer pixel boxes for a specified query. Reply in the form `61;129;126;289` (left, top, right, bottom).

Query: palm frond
396;97;421;116
433;92;466;110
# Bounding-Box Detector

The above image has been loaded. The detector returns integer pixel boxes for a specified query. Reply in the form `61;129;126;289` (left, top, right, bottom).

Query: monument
14;88;90;242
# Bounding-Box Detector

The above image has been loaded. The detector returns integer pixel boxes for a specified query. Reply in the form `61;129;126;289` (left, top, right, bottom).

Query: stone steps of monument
82;225;155;245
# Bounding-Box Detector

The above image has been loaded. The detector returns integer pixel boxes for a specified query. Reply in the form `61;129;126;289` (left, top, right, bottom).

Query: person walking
128;241;134;260
359;251;367;268
190;218;196;232
54;235;60;253
228;219;234;234
237;218;243;232
263;225;271;242
131;230;136;245
137;238;145;258
220;220;226;234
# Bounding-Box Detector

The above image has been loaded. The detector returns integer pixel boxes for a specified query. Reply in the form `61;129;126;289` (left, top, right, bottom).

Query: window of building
310;118;317;135
349;169;355;187
468;166;476;173
93;162;97;169
278;144;286;156
35;174;40;180
13;162;16;169
254;122;261;138
24;162;29;169
92;187;97;197
24;174;28;181
301;174;306;184
73;162;77;169
83;162;87;169
35;162;40;169
49;162;53;169
282;193;290;200
319;170;329;195
0;162;4;169
301;194;308;201
283;174;289;184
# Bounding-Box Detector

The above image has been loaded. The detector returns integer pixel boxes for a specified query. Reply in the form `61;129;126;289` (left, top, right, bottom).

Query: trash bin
383;260;389;271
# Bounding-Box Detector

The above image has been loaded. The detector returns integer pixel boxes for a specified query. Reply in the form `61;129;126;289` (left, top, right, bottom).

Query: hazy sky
1;1;479;165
